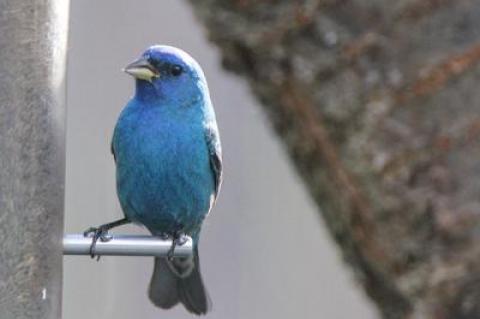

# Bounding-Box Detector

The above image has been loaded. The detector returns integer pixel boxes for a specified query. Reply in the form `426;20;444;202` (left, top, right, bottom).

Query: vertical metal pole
0;1;69;318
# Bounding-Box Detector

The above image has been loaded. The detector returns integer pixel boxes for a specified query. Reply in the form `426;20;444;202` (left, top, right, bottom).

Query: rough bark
188;1;480;318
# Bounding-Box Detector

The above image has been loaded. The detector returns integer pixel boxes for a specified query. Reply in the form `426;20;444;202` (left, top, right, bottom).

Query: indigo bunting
84;45;222;315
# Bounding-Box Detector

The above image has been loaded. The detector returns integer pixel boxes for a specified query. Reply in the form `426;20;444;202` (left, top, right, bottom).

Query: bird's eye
170;64;183;76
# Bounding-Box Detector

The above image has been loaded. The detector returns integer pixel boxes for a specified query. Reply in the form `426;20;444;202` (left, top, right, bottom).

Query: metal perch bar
63;234;193;257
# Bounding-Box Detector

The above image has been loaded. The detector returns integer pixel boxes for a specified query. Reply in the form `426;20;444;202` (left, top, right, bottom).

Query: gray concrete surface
63;1;378;318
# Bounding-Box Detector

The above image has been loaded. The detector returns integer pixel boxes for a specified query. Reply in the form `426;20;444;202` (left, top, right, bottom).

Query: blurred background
63;1;377;318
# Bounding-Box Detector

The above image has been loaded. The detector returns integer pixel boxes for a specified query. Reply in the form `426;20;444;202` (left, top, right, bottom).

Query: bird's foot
167;233;188;261
176;234;188;246
83;226;114;260
158;232;170;240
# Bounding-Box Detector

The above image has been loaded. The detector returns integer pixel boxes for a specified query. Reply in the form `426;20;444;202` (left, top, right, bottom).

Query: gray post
0;1;69;318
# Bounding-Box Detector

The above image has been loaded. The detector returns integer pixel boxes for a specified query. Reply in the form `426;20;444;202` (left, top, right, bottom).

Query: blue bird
84;45;222;315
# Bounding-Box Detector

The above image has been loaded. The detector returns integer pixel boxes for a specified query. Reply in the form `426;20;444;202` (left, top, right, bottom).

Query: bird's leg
167;231;188;261
83;218;130;259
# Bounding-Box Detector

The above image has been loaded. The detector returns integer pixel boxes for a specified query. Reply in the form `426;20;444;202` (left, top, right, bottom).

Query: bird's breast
113;109;214;234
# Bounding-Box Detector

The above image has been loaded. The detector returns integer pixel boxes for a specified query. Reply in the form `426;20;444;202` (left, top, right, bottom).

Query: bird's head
124;45;208;107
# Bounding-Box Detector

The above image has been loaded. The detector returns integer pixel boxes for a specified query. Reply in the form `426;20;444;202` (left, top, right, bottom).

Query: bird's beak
123;58;160;82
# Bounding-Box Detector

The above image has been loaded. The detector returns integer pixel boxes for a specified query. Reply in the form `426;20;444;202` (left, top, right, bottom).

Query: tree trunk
188;1;480;318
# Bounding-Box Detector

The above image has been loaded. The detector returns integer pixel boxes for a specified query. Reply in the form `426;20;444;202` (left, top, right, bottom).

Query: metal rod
63;234;193;257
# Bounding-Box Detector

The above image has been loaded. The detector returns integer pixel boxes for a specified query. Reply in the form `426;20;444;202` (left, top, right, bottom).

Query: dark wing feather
205;124;222;198
110;139;117;162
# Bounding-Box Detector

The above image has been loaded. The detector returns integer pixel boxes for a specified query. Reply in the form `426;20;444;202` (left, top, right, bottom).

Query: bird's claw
83;227;97;237
167;246;175;261
83;226;113;260
158;232;170;240
176;234;188;246
167;233;188;261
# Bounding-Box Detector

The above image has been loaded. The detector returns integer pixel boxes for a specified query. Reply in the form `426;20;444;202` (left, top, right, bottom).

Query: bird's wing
110;139;117;162
205;124;222;199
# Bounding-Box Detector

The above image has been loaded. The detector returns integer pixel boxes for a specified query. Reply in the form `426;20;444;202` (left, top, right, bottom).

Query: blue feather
111;45;221;314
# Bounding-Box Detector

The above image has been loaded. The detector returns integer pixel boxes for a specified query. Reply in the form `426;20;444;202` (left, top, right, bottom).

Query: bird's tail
148;248;210;315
